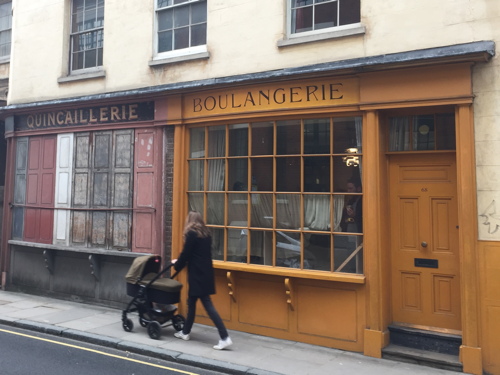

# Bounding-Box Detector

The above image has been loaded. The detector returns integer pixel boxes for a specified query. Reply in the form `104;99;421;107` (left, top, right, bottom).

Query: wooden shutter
12;137;28;240
23;135;56;244
133;128;162;254
54;133;74;245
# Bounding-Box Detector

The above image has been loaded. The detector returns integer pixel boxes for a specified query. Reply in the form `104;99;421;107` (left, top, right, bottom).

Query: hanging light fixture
342;148;359;167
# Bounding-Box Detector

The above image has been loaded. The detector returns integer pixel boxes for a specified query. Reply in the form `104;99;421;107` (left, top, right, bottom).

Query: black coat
174;230;216;297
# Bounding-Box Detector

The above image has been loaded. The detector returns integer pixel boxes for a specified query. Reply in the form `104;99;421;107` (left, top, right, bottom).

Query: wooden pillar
363;110;390;357
455;104;482;375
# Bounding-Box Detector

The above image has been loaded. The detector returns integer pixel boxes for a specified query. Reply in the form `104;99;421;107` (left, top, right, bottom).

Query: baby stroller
122;255;185;340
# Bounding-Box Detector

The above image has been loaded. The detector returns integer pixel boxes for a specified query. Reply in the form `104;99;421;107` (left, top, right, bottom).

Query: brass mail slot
414;258;438;268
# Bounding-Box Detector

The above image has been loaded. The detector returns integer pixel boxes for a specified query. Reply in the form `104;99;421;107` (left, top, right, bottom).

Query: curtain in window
333;195;344;232
304;195;330;230
389;117;410;151
207;130;225;224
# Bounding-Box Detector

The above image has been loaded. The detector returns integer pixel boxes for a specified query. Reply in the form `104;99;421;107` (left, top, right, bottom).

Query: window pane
207;193;224;225
84;49;97;68
174;26;189;49
229;124;248;156
208;126;225;157
228;158;248;192
158;30;173;52
251;193;273;228
228;193;248;225
389;117;410;151
191;23;206;46
250;230;273;265
412;115;435;151
158;9;173;31
277;120;300;155
227;228;247;263
304;194;330;231
188;192;204;215
333;156;361;192
277;194;300;229
276;157;300;192
207;159;225;191
191;1;207;23
334;235;363;274
304;156;330;192
436;114;456;150
340;193;362;233
305;233;331;271
174;6;189;27
157;0;173;9
211;227;224;260
339;0;360;25
333;117;362;154
304;118;330;154
251;122;274;156
252;157;273;191
276;231;301;268
188;160;204;190
292;7;312;33
314;2;337;29
190;127;205;158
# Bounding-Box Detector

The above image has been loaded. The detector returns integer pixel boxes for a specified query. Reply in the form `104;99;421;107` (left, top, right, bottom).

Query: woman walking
172;211;233;350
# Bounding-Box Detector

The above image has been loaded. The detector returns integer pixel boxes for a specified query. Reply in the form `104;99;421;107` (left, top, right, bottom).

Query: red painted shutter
24;136;56;244
133;128;161;254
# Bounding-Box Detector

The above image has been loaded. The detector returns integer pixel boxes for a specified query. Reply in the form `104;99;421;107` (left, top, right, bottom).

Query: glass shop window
388;113;456;152
187;116;364;275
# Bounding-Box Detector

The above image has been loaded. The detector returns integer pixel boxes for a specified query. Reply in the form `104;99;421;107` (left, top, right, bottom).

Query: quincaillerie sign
183;78;359;118
15;101;155;131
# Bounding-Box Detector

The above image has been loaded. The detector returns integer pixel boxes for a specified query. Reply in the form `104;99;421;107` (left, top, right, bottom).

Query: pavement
0;290;463;375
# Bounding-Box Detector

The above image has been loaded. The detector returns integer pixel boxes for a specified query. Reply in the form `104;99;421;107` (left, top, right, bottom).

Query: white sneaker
213;336;232;350
174;331;190;341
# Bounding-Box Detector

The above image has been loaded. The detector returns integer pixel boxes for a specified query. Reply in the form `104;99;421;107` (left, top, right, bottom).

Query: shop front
1;99;170;307
167;61;487;372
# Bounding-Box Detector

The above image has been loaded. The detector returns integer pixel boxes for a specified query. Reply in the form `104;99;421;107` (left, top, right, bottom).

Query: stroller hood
125;255;161;284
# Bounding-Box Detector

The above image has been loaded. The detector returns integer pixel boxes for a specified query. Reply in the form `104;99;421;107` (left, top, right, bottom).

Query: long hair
183;211;211;239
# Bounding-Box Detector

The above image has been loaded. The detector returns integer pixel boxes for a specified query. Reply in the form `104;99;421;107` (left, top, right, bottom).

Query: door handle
421;241;428;248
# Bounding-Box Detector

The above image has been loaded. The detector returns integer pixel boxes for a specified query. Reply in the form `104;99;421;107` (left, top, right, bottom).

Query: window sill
0;56;10;65
8;240;147;258
149;51;210;67
278;25;366;48
213;261;365;284
58;69;106;84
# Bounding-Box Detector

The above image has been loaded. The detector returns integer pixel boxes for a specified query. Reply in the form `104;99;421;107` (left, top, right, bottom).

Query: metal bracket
43;250;54;274
227;271;236;302
284;278;294;311
89;254;100;281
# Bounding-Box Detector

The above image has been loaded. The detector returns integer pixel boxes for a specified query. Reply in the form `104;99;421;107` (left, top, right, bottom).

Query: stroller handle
140;261;181;288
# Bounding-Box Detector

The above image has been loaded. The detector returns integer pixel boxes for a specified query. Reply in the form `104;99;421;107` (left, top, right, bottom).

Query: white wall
7;0;500;103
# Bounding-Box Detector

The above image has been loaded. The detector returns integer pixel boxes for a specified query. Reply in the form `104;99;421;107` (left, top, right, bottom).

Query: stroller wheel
172;314;185;332
147;321;162;340
122;318;134;332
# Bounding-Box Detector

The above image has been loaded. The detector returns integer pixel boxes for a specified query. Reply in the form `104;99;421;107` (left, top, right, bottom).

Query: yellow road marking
0;327;199;375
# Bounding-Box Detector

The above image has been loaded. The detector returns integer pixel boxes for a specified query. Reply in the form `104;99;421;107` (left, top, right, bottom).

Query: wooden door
389;153;461;330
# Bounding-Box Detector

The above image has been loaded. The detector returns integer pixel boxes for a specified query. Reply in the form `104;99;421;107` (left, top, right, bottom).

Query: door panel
390;153;460;330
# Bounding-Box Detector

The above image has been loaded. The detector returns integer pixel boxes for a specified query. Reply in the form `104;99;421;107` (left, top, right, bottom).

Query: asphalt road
0;325;224;375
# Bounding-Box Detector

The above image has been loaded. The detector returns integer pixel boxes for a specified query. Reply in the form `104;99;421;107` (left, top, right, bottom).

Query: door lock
421;241;428;248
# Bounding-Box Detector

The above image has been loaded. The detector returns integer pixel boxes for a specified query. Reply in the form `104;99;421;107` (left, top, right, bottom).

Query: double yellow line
0;327;199;374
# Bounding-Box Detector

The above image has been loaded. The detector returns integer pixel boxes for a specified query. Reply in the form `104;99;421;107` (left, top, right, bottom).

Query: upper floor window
156;0;207;57
0;1;11;60
70;0;104;72
290;0;360;35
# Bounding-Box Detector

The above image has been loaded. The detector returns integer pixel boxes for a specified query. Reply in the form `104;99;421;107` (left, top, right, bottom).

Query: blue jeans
182;295;229;340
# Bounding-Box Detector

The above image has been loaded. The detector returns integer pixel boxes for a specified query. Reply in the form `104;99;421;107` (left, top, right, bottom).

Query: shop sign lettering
184;78;359;118
15;102;155;131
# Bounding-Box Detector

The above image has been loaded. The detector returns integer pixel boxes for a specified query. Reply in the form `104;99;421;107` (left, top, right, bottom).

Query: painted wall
7;0;500;103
